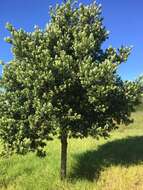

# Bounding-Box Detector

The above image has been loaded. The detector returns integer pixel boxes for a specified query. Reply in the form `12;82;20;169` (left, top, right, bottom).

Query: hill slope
0;106;143;190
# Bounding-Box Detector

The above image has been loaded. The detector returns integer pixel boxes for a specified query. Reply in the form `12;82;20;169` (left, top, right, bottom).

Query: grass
0;106;143;190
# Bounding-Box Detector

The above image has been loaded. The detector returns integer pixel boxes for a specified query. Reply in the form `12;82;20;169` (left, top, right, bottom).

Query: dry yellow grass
96;165;143;190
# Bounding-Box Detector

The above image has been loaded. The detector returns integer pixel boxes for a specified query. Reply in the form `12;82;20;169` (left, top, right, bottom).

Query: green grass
0;108;143;190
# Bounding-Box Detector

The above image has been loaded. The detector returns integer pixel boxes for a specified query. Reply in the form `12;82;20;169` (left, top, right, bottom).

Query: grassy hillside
0;107;143;190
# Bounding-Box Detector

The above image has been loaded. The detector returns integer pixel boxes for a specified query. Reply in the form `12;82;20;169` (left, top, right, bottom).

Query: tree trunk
60;132;68;180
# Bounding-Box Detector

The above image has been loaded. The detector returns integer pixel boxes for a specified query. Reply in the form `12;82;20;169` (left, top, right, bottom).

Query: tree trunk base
60;132;68;180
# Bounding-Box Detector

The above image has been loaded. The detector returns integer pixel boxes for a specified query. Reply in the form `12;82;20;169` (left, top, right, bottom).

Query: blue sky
0;0;143;80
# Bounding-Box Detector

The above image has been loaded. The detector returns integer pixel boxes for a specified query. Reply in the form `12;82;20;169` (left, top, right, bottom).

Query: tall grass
0;107;143;190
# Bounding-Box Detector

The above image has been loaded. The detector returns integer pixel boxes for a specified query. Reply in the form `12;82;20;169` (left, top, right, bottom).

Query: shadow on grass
70;136;143;181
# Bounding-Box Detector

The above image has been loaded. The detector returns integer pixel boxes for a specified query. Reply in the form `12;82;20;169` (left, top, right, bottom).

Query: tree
137;75;143;104
0;1;141;179
138;75;143;92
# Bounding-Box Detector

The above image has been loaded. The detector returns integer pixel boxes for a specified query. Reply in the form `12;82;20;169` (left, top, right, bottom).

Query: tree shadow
70;136;143;181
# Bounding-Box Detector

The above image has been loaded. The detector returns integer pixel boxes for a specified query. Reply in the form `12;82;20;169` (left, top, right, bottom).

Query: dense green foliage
0;0;141;161
138;75;143;93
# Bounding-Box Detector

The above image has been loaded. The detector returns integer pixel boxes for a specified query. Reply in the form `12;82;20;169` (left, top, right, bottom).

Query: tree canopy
138;75;143;92
0;0;141;179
